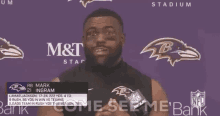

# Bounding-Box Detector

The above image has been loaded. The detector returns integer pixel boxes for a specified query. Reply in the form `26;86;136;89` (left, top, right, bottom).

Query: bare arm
149;79;169;116
37;77;64;116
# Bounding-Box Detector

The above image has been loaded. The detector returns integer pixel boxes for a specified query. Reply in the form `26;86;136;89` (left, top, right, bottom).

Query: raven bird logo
0;37;24;60
111;86;134;97
79;0;112;8
9;83;26;92
140;37;201;66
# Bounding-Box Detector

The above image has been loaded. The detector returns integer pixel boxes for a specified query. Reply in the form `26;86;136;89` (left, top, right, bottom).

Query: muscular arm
37;77;64;116
149;79;169;116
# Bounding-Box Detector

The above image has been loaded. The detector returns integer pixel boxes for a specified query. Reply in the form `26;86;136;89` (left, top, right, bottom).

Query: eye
106;31;116;36
87;31;98;38
105;27;116;36
106;31;111;35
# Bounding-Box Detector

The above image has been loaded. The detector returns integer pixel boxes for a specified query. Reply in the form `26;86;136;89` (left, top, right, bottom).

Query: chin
95;56;108;65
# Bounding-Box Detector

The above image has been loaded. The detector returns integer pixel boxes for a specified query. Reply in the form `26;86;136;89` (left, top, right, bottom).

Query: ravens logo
140;37;201;66
9;83;26;92
0;37;24;60
111;86;134;97
79;0;112;8
79;0;95;8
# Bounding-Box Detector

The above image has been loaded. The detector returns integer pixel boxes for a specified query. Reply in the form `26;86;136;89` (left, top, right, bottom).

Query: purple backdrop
0;0;219;115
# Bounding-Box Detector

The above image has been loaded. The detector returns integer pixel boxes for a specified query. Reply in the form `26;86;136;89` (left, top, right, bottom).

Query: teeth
96;48;104;52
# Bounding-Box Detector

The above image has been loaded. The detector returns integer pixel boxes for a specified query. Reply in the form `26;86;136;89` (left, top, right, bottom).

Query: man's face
83;16;124;66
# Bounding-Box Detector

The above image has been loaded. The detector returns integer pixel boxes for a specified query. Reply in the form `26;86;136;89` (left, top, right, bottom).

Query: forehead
84;16;121;31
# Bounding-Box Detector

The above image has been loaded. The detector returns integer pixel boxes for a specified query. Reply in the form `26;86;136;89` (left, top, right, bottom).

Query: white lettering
8;0;12;5
152;2;155;7
119;100;128;111
62;44;73;56
186;2;191;7
1;0;5;5
20;106;28;114
47;43;62;56
72;43;83;56
183;106;190;116
200;106;207;116
63;59;67;64
191;106;200;116
75;60;79;64
145;101;157;111
160;101;168;111
108;99;117;112
4;105;12;115
173;102;182;115
0;101;3;114
94;100;102;111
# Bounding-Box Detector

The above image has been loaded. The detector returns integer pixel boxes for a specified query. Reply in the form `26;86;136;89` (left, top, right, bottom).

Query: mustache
84;45;122;66
92;46;110;52
93;45;108;48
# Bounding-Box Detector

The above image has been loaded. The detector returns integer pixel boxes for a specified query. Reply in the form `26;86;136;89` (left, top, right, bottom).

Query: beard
84;43;122;68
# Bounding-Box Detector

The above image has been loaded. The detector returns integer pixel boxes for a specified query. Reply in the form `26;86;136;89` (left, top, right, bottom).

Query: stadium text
1;0;12;5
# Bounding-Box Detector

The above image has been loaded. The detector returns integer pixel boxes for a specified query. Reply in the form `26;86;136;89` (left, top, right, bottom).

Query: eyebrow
86;26;116;32
86;27;96;32
104;26;115;30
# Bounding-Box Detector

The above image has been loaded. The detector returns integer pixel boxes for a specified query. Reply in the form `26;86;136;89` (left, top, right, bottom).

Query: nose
97;33;106;42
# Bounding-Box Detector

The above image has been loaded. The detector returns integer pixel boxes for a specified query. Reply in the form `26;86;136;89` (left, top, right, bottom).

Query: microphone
125;89;149;116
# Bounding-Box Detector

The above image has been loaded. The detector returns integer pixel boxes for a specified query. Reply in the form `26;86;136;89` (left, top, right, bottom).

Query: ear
121;33;125;47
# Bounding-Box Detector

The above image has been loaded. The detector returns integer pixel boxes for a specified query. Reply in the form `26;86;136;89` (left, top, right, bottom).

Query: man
38;8;169;116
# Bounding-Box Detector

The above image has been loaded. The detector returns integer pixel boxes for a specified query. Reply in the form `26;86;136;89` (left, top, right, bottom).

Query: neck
85;56;122;69
111;57;122;68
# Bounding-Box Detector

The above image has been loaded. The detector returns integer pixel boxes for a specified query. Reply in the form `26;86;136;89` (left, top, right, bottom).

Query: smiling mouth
94;47;109;56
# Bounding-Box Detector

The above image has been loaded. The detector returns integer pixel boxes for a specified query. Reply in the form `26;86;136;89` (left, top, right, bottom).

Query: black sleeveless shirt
59;60;152;116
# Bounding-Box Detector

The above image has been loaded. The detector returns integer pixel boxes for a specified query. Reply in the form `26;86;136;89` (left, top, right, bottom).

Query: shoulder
51;77;60;82
151;79;168;101
125;61;152;80
149;80;169;115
